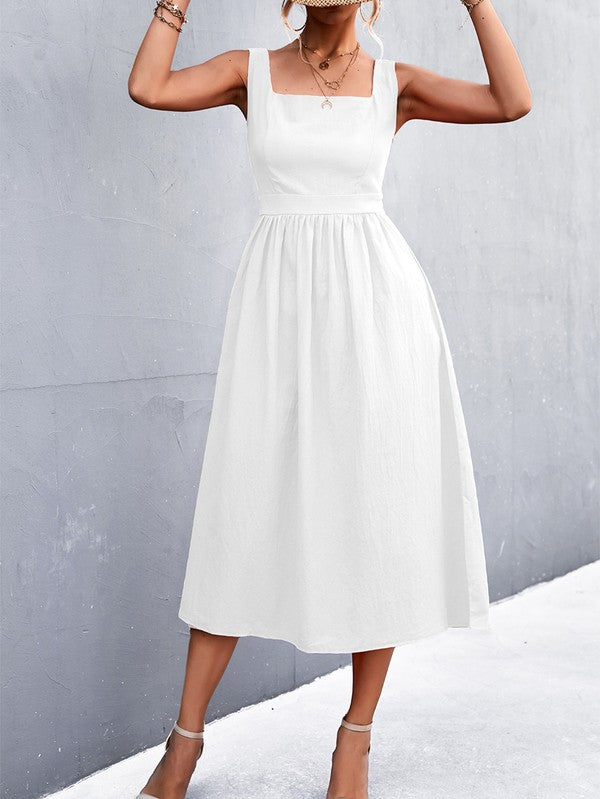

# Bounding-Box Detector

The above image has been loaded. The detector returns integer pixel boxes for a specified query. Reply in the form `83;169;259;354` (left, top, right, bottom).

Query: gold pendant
321;98;333;109
319;60;329;70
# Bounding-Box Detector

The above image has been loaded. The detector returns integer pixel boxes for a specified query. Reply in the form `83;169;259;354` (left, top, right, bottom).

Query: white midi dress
177;47;491;654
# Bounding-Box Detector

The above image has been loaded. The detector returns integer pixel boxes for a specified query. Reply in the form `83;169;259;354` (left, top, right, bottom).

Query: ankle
174;717;205;733
343;711;373;726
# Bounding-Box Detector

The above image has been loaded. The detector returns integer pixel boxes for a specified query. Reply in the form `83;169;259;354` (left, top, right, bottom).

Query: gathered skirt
177;210;490;654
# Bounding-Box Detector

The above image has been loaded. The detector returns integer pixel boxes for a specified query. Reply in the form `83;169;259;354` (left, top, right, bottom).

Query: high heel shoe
326;714;373;799
136;720;204;799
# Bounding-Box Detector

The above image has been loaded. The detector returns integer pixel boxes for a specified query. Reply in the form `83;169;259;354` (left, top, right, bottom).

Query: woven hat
293;1;364;7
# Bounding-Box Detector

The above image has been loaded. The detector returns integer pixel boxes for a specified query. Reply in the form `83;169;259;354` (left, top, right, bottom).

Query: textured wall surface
1;1;598;797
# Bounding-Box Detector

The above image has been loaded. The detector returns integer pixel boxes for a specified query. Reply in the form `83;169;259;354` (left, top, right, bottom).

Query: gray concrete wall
1;2;597;797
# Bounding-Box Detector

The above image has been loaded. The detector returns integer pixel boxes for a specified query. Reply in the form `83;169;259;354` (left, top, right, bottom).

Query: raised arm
395;0;532;129
128;0;247;112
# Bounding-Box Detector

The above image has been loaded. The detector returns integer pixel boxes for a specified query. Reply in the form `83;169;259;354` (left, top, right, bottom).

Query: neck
299;17;359;57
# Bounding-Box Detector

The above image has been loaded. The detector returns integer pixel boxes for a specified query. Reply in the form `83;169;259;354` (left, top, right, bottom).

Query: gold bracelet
157;0;186;22
153;1;187;33
458;0;486;29
153;8;183;33
460;0;486;13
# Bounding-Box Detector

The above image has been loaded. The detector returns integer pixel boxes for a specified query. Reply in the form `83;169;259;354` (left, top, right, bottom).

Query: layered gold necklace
297;37;361;109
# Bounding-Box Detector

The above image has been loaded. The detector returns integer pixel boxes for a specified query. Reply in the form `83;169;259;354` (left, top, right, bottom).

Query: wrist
153;0;190;33
460;0;487;13
158;0;191;11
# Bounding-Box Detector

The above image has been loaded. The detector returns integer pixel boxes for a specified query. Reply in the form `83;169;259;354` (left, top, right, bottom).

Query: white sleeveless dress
177;47;490;654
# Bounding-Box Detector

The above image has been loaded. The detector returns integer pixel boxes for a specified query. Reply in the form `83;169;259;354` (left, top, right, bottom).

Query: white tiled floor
47;561;599;798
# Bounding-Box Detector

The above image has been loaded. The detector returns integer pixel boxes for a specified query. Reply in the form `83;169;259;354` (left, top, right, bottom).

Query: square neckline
264;47;379;101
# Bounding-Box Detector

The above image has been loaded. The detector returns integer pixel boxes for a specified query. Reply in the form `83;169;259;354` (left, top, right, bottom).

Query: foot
325;722;371;799
137;727;204;799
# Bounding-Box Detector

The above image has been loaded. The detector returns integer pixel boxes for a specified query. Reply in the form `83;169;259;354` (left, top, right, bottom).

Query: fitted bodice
246;47;398;215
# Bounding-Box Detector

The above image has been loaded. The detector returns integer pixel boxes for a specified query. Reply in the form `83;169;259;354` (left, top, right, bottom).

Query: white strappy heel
136;720;204;799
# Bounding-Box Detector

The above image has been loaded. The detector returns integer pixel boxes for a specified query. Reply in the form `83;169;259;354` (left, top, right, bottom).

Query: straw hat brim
293;1;363;7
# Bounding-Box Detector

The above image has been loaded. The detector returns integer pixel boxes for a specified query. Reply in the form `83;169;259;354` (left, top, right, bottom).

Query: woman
128;1;531;797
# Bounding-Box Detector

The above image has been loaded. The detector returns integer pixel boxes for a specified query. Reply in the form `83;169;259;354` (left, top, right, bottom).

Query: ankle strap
340;716;373;732
173;721;204;739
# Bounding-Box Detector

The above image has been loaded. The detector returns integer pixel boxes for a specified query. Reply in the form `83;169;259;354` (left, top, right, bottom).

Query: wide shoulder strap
380;58;399;101
373;58;399;137
247;47;270;123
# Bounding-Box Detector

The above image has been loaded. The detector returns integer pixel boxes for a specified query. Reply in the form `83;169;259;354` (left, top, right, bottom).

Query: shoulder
388;60;419;98
204;48;251;67
205;48;252;87
219;48;252;69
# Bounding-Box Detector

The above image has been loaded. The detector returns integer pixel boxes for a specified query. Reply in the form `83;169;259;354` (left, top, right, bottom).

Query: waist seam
258;192;384;215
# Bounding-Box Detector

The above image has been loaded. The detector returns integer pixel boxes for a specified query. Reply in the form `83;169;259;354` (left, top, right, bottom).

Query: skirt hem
177;608;491;655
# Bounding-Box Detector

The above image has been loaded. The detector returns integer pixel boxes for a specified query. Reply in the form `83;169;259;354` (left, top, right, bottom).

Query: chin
311;8;357;24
